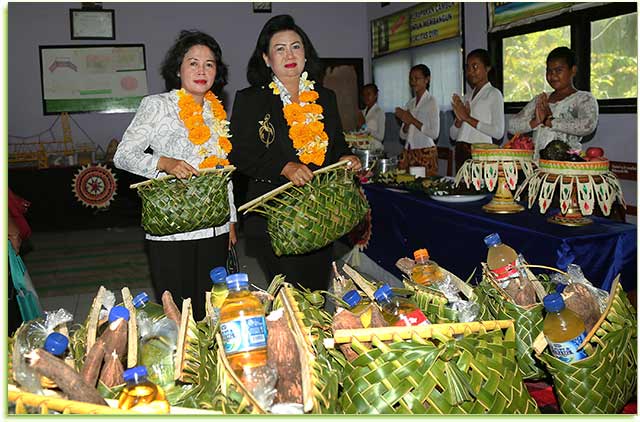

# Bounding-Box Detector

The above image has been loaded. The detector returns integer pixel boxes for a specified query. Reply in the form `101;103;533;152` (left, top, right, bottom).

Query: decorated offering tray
456;148;535;214
515;158;625;226
375;172;486;197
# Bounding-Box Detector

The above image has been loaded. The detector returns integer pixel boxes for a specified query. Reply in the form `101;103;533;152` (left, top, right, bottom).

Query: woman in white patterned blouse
114;30;236;320
508;46;599;159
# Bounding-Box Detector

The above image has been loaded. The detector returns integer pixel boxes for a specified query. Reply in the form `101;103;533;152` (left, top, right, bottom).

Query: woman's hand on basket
157;157;199;179
339;155;362;172
281;162;314;186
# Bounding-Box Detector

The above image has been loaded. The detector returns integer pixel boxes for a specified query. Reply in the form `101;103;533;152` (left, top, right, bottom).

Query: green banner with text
490;2;575;30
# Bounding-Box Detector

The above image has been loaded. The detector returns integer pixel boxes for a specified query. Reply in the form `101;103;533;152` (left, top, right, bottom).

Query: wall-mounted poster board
489;2;575;31
371;2;460;58
39;44;148;114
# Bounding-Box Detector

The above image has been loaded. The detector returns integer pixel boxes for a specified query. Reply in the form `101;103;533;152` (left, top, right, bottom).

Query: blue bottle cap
108;306;130;323
132;292;149;308
342;290;363;308
484;233;502;247
543;293;566;313
123;365;148;383
226;273;249;289
44;332;69;356
210;267;228;284
373;283;393;302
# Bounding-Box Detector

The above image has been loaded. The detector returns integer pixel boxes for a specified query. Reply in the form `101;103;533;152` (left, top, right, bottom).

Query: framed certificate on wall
70;9;115;40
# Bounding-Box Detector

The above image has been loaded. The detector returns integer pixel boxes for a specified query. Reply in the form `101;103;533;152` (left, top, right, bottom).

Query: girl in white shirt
357;83;385;150
450;49;505;171
395;64;440;176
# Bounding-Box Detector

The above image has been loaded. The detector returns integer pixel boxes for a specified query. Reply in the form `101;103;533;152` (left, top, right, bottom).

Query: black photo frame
252;2;272;13
70;9;115;40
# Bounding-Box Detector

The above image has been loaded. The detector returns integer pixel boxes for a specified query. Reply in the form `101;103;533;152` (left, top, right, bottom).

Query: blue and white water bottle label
221;315;267;355
547;331;588;363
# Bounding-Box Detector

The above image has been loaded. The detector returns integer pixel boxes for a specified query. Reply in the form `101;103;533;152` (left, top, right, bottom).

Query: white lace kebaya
508;91;599;159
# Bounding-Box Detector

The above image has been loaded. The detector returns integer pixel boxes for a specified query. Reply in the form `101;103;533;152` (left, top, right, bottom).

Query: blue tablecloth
363;184;637;291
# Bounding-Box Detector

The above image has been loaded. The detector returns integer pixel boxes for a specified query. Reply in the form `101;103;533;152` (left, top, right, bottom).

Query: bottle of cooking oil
118;365;170;413
342;290;373;328
410;248;444;286
373;284;430;326
210;266;229;310
133;292;165;322
219;273;268;379
40;332;70;389
543;293;588;363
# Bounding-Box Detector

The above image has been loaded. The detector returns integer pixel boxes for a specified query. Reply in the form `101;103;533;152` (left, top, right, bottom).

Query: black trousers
147;234;229;322
245;214;333;292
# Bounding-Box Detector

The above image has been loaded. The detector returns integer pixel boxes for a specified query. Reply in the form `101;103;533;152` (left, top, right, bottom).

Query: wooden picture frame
252;2;272;13
70;9;115;40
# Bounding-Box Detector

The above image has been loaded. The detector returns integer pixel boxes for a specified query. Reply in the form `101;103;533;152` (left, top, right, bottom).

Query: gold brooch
258;114;275;148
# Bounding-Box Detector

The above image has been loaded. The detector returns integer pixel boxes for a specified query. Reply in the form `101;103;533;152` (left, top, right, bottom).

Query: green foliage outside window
502;12;637;102
503;26;570;102
591;12;637;99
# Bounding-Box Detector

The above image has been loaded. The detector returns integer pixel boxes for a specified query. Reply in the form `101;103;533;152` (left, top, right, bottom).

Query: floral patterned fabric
507;91;598;159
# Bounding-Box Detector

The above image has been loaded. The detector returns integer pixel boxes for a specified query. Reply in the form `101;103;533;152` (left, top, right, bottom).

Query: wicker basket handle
238;159;353;213
129;165;235;189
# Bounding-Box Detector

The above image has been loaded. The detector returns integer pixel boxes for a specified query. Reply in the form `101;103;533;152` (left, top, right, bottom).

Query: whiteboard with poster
39;44;148;114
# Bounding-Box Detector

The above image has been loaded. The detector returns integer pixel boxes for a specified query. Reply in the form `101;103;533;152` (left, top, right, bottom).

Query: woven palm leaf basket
474;263;552;380
330;320;539;414
213;277;340;414
130;166;234;236
238;160;369;256
536;275;637;414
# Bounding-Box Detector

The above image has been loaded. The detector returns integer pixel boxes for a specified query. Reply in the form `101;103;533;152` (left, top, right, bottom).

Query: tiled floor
26;226;400;324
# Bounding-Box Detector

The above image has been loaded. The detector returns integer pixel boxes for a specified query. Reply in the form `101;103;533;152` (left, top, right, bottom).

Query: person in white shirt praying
395;64;440;176
450;49;505;171
356;83;385;151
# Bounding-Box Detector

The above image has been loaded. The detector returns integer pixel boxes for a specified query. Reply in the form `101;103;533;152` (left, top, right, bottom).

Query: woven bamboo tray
536;276;637;414
130;166;234;236
238;160;369;256
329;320;539;414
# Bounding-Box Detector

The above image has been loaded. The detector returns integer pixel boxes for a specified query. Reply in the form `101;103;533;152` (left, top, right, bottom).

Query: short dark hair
160;30;228;93
547;46;576;68
411;64;431;91
467;48;491;68
246;14;324;87
362;83;378;94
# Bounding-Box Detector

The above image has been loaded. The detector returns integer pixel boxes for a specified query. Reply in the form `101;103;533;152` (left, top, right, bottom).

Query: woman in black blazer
229;14;361;291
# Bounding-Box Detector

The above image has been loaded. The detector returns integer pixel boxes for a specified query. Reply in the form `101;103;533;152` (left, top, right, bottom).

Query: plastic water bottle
133;292;165;322
118;366;169;413
138;317;178;389
542;293;588;363
220;273;268;379
411;248;444;286
484;233;521;287
373;284;430;326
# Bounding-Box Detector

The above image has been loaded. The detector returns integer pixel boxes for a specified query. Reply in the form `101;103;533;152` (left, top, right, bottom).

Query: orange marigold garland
270;72;328;166
177;89;232;169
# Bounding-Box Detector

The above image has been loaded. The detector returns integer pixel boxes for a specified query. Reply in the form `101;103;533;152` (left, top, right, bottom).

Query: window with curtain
372;38;462;112
372;51;411;113
410;37;462;111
